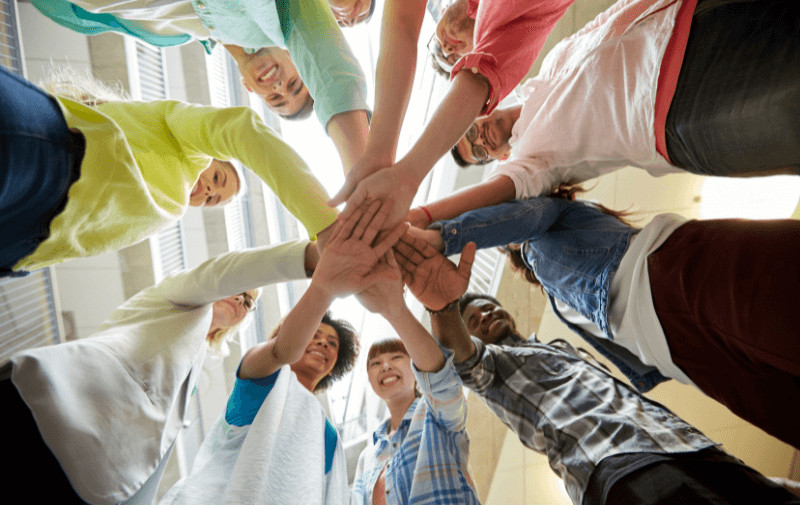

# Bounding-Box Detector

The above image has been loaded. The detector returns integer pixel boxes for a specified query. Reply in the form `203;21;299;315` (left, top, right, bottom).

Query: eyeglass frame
464;123;491;164
427;33;459;74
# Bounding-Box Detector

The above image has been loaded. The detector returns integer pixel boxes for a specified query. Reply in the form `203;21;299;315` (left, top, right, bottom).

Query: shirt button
393;443;397;448
471;67;478;73
386;490;390;495
451;229;457;235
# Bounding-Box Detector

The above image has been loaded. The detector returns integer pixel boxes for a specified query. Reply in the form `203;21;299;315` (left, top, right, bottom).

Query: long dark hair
503;184;635;287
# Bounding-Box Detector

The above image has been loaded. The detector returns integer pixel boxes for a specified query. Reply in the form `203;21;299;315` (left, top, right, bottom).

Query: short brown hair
278;92;315;121
367;337;409;365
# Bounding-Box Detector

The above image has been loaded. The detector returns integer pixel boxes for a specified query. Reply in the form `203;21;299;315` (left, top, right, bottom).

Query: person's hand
404;225;444;252
329;165;419;233
328;150;391;207
405;207;430;229
394;233;476;311
355;251;406;318
313;200;408;298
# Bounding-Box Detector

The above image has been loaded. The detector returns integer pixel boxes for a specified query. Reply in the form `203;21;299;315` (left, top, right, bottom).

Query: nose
271;78;283;91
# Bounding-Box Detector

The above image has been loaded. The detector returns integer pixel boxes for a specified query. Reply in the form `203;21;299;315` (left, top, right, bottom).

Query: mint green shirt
31;0;368;129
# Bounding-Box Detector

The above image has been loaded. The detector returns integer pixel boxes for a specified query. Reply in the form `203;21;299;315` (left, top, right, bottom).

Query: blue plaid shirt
352;353;480;505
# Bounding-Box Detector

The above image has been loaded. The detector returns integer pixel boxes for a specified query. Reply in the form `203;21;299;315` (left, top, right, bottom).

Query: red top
451;0;575;115
653;0;698;162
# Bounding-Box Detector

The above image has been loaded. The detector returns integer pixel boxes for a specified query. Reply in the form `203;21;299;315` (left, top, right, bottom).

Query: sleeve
350;445;371;505
438;198;564;256
155;239;309;306
451;0;575;114
492;158;606;199
282;0;369;130
163;102;338;238
454;338;496;396
412;350;467;432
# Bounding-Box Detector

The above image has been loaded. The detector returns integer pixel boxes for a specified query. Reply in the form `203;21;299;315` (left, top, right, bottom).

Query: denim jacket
439;198;669;392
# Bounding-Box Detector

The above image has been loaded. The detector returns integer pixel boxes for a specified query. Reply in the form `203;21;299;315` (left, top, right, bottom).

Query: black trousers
2;378;87;503
586;448;800;505
665;0;800;176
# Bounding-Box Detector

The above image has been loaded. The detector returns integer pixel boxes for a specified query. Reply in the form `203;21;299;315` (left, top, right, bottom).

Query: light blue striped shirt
352;353;481;505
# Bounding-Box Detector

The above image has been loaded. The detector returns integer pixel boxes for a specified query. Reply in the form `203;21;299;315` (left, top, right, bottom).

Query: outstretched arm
407;174;515;227
394;233;477;363
239;201;407;379
331;0;428;200
330;71;490;229
357;251;445;373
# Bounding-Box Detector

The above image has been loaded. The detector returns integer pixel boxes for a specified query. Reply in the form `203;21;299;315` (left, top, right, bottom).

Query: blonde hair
41;67;126;106
206;288;261;357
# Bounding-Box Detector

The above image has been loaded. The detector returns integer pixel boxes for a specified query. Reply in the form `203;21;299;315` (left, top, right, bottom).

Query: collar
495;332;531;347
372;398;420;444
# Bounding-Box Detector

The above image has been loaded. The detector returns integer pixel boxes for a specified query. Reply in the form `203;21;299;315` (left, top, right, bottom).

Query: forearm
327;109;370;173
157;240;308;306
400;71;490;184
425;175;515;223
366;0;426;161
167;104;338;237
383;304;445;372
430;306;476;364
438;198;562;256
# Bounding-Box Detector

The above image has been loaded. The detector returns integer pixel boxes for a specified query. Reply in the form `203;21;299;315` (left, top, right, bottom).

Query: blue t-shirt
225;366;338;473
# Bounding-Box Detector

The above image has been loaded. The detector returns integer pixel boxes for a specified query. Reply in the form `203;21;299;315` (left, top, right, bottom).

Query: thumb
328;177;356;207
457;242;477;280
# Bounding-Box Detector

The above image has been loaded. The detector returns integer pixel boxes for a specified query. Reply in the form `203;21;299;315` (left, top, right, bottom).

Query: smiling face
291;323;340;383
210;290;257;332
367;350;415;402
462;299;518;344
434;0;475;66
232;46;311;117
329;0;373;26
189;160;240;207
454;107;518;165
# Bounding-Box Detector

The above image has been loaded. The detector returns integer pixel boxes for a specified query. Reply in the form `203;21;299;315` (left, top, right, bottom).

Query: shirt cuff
272;239;312;279
439;220;468;257
454;337;485;378
412;348;461;398
451;52;502;114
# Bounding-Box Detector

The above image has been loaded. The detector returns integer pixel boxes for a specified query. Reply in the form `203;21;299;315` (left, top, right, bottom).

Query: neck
385;394;415;434
292;367;320;393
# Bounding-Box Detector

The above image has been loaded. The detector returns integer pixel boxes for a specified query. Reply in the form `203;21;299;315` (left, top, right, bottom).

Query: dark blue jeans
0;65;83;276
665;0;800;176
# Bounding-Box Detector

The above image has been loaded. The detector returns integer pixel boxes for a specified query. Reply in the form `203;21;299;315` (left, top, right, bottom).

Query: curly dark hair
458;292;502;315
315;311;360;392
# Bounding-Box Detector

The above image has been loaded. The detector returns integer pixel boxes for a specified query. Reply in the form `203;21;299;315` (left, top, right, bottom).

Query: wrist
418;205;433;224
306;276;337;304
425;298;460;314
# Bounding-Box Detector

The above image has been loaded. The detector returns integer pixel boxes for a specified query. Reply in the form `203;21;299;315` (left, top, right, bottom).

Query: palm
394;234;476;311
356;255;405;315
313;201;408;298
337;166;417;232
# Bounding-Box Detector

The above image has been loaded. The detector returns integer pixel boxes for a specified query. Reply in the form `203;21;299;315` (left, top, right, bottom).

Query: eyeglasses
465;123;490;163
427;34;458;74
241;292;257;312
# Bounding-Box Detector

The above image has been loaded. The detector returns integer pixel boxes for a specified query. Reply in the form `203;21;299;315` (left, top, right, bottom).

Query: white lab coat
11;240;310;505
